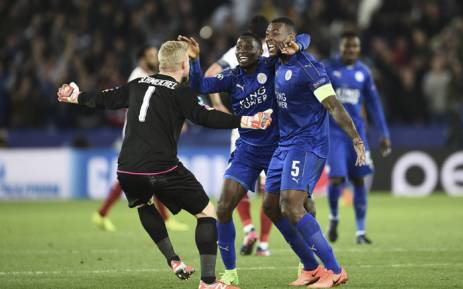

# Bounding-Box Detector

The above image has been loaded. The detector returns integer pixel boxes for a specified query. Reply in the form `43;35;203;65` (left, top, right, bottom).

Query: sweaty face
144;47;159;72
340;37;361;64
235;36;262;68
265;23;294;57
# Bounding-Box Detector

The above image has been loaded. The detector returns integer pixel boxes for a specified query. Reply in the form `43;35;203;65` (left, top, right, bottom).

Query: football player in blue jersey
180;32;311;286
263;18;367;288
323;32;391;245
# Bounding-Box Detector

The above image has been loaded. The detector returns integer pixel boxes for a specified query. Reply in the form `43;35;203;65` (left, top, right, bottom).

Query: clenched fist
57;82;80;104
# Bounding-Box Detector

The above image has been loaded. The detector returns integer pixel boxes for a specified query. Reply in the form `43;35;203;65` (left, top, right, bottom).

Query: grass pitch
1;194;463;289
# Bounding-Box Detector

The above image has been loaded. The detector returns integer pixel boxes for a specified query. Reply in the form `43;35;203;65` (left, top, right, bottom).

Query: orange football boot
307;268;348;288
289;265;323;286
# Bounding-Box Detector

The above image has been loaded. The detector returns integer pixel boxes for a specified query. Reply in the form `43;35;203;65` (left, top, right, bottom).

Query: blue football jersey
189;34;311;147
274;52;332;158
189;57;279;146
323;56;389;139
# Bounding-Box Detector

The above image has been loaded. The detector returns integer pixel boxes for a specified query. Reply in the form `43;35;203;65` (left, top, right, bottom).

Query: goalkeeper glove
57;82;80;104
240;109;273;129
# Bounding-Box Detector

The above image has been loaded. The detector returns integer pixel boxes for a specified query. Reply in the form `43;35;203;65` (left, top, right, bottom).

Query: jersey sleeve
363;68;390;138
295;33;311;51
217;46;238;69
78;82;131;109
175;86;241;129
297;53;335;103
189;58;233;94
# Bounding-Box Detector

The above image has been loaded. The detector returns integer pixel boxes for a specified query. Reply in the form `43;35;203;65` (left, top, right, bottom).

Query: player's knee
304;198;316;218
330;177;345;186
351;177;364;186
216;200;233;223
280;198;305;224
263;199;279;222
195;202;217;219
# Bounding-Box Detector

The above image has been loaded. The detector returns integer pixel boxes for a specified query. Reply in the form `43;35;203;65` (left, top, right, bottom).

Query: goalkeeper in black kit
57;40;272;289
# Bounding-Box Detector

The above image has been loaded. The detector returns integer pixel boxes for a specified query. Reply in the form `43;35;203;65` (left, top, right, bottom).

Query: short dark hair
239;32;263;48
247;15;269;39
136;45;153;60
270;17;296;32
340;31;360;40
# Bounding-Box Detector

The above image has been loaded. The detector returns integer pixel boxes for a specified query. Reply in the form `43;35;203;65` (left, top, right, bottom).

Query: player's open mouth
239;56;249;62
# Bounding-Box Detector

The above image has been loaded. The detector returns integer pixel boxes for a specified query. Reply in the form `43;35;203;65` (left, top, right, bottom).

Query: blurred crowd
0;0;462;133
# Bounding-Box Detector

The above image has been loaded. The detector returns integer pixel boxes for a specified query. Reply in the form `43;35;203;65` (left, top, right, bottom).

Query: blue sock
353;184;367;234
217;220;236;270
328;183;342;220
275;218;319;271
296;214;341;273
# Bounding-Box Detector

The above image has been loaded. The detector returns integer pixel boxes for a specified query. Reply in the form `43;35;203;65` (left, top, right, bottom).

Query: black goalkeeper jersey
78;73;241;172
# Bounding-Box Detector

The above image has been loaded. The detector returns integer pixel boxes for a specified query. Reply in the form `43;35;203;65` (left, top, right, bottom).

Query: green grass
1;194;463;289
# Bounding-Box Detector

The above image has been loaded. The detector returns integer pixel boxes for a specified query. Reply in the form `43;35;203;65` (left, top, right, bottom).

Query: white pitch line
1;263;463;276
268;248;463;253
2;247;462;255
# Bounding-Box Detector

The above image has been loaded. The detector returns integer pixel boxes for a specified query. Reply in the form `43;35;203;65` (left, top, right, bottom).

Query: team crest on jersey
216;73;224;80
257;73;267;84
355;71;365;82
333;70;341;78
285;70;292;81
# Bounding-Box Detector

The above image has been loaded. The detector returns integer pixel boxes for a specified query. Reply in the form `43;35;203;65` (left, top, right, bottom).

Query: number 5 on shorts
291;160;300;177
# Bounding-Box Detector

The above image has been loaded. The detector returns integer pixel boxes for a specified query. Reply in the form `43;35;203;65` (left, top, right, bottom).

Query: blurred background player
92;45;189;232
323;32;391;244
204;15;274;257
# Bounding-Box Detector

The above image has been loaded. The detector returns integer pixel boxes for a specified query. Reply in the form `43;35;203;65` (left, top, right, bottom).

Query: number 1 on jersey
139;86;155;122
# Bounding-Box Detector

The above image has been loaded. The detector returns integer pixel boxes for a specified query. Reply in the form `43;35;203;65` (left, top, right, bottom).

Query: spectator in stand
0;0;462;129
422;53;452;122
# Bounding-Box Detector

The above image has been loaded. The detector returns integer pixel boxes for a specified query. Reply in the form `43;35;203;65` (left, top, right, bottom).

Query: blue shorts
327;133;373;179
265;147;326;195
224;140;277;192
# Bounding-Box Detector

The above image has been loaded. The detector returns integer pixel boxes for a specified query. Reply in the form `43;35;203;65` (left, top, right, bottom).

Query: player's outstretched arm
175;87;271;130
57;82;130;109
321;94;366;166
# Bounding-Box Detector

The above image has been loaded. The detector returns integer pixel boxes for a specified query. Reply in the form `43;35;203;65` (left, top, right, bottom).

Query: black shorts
117;163;209;215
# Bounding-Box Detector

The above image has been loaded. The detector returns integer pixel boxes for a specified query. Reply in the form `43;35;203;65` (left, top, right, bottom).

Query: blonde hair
158;41;188;71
